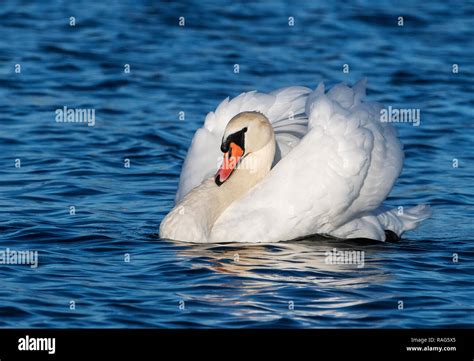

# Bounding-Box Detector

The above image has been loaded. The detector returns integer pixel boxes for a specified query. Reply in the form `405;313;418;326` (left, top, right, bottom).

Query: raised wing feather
210;80;403;242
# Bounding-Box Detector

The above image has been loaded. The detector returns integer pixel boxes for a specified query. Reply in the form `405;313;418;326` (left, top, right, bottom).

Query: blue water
0;0;473;328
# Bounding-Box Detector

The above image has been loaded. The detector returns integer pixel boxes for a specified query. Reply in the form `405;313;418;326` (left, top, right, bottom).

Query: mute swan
160;80;431;243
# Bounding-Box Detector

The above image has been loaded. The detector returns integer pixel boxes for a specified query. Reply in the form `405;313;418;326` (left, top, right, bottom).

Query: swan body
160;80;431;243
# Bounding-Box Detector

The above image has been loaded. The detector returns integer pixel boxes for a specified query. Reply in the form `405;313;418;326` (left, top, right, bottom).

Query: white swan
160;80;431;243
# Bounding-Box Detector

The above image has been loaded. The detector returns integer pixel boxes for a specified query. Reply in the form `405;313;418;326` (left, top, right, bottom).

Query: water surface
0;0;473;327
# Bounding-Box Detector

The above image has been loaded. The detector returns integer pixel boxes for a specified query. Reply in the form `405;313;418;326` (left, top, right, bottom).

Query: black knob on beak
220;127;247;153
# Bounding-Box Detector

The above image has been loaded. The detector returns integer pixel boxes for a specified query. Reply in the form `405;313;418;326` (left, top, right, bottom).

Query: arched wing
210;80;404;243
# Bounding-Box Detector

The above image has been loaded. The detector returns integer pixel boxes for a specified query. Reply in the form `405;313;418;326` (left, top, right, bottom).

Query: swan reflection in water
170;236;396;323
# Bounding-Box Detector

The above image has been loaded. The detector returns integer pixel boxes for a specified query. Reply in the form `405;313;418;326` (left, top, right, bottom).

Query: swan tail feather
376;204;432;237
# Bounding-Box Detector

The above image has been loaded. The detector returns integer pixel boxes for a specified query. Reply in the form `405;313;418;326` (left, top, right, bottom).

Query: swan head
215;111;274;186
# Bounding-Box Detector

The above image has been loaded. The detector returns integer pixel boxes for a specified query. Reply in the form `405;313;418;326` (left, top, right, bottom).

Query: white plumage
162;80;431;243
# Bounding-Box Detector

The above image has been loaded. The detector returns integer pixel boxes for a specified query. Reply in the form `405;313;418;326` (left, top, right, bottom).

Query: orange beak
215;142;244;186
